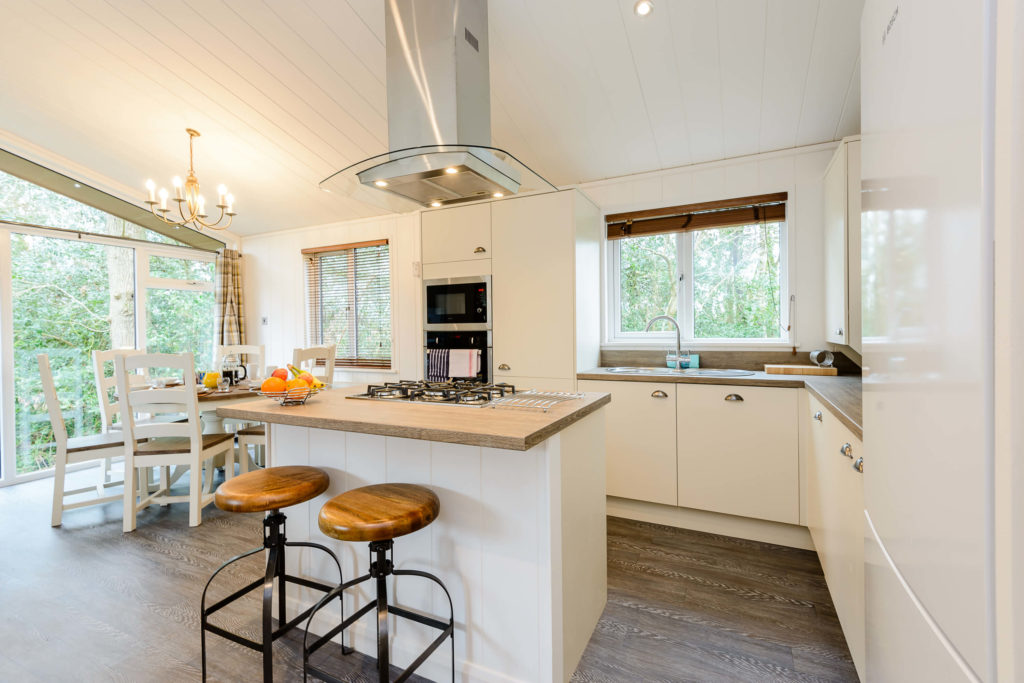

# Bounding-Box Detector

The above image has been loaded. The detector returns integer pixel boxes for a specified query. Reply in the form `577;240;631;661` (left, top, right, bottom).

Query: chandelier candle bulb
217;184;227;206
158;187;168;210
145;179;155;202
197;194;206;217
172;176;183;199
226;194;235;214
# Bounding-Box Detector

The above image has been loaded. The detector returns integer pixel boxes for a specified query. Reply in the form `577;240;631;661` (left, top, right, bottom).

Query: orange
261;376;287;393
285;378;309;392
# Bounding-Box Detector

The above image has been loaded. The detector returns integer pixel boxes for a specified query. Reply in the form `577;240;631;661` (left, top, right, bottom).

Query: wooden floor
0;469;856;682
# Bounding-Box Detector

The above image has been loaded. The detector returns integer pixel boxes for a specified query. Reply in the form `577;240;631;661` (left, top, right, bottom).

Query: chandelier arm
177;199;198;224
194;212;232;231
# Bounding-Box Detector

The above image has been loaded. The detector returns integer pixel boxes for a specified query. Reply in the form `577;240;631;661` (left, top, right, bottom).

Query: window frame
604;219;793;348
0;222;216;487
303;239;394;371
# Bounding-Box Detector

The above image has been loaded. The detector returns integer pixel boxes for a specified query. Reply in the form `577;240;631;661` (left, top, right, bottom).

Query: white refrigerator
860;0;995;680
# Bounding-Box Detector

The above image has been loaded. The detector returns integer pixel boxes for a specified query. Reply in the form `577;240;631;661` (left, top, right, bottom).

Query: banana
288;363;325;389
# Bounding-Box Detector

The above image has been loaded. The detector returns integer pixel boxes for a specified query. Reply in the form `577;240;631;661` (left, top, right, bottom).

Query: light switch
261;316;269;326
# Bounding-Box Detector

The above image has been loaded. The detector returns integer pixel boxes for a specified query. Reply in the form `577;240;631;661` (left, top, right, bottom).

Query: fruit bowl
257;386;321;406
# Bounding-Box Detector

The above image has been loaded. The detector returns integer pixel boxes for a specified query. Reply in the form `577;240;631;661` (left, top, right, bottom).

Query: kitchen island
217;388;610;683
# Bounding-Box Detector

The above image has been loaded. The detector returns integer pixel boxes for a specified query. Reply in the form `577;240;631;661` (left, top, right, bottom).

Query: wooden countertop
215;388;611;451
577;368;862;439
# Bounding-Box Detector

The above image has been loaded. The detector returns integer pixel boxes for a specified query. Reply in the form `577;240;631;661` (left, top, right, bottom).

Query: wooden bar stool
303;483;454;683
201;466;347;682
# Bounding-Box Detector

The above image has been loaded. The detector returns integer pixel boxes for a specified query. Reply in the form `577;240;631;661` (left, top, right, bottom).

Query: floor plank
0;470;857;682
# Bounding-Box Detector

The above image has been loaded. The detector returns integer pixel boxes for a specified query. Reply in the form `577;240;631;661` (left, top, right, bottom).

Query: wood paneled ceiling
0;0;862;235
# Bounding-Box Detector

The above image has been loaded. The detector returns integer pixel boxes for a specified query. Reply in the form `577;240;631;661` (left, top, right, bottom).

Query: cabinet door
846;140;862;354
578;379;677;506
824;143;849;345
677;385;798;524
491;193;575;380
421;203;491;264
806;395;865;678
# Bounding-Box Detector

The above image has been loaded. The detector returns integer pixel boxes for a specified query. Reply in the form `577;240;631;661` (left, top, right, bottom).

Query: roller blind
303;239;391;369
606;192;787;240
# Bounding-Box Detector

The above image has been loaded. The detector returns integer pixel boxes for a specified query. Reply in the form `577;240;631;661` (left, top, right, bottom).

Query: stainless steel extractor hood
320;0;554;210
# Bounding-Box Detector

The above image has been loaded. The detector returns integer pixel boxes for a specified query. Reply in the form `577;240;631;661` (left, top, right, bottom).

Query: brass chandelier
144;128;236;231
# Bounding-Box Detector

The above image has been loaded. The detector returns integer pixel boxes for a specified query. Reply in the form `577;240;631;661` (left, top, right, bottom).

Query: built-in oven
424;275;490;330
424;330;491;383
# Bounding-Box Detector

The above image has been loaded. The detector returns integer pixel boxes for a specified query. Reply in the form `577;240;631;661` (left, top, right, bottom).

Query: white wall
574;142;838;351
241;213;422;387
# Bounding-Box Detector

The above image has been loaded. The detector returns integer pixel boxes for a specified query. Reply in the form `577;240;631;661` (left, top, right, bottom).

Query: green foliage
4;172;215;475
617;224;782;340
692;224;781;339
619;234;678;331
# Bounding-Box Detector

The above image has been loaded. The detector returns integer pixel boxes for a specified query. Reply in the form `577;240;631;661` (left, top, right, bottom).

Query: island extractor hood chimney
320;0;555;210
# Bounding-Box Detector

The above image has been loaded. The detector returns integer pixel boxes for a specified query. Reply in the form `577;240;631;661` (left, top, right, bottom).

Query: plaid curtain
215;249;246;346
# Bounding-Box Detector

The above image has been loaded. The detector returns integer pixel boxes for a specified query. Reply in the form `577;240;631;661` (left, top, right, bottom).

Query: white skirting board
607;496;815;551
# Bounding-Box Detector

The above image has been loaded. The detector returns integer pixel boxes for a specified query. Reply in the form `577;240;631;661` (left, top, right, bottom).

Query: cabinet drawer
578;379;677;506
677;385;798;524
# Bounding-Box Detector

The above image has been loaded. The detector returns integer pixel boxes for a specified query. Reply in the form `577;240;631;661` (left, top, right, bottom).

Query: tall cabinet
421;190;601;391
823;136;861;353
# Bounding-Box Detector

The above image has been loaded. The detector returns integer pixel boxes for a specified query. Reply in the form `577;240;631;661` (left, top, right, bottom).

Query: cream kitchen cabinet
677;384;799;524
805;393;865;679
491;190;600;383
421;203;491;265
577;379;677;506
824;136;862;352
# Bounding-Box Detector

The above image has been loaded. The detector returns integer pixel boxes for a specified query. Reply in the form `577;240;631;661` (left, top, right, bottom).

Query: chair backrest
114;352;202;450
37;354;68;452
292;345;336;388
214;344;265;379
93;348;148;431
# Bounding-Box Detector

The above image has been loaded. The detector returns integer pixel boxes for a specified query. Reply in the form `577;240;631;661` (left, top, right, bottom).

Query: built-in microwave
424;275;491;330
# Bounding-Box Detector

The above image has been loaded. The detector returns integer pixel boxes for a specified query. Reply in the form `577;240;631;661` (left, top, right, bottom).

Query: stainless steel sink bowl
603;367;755;378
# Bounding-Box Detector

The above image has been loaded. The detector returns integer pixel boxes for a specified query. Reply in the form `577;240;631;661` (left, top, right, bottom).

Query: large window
1;170;216;482
304;240;392;369
608;195;789;343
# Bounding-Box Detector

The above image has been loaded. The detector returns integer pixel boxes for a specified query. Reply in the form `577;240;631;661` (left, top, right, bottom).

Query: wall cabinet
805;393;865;679
576;379;677;506
823;137;862;352
421;203;491;265
677;385;799;524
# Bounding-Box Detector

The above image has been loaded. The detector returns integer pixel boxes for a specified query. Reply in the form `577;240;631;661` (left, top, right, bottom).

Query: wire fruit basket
257;385;322;406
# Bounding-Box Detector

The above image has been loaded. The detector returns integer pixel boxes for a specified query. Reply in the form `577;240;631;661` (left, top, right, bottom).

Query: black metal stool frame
303;539;455;683
201;510;350;682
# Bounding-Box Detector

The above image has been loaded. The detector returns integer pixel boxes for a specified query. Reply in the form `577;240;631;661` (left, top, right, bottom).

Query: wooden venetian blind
606;192;787;240
303;239;391;369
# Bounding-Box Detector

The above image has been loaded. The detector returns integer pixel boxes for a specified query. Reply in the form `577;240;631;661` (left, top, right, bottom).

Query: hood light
444;167;458;174
430;200;442;207
634;0;653;16
492;192;504;198
374;180;388;187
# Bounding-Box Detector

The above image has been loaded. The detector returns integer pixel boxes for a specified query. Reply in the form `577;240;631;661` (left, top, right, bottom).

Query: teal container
666;354;699;369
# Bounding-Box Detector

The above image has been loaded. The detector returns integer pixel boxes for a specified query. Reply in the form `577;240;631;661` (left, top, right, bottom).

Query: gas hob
346;380;517;407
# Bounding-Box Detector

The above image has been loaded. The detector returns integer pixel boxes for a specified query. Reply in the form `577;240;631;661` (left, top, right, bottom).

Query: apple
271;367;289;381
298;371;315;386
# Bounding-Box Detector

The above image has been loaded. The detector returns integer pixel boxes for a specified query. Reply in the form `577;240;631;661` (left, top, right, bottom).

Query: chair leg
95;456;110;496
51;447;67;527
160;466;170;505
122;461;137;533
189;461;202;528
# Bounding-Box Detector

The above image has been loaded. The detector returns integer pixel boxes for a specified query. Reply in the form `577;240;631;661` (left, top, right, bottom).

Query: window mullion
680;233;694;341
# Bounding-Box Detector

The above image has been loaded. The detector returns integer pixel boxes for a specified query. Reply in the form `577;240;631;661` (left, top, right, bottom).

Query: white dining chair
214;344;267;469
115;352;235;532
292;344;336;389
38;354;125;527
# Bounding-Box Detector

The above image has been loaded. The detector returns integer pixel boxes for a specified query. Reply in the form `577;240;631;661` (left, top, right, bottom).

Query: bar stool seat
305;483;454;683
318;483;439;542
201;466;344;682
215;465;327;513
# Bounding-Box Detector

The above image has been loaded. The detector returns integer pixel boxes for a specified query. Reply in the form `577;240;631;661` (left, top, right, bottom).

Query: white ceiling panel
0;0;863;234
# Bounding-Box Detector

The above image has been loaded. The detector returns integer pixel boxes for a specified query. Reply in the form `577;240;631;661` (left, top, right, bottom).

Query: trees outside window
612;222;787;342
2;171;215;479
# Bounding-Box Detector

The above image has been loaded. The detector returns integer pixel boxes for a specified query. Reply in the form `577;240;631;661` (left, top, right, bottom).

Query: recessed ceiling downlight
634;0;653;17
374;180;388;187
430;200;442;207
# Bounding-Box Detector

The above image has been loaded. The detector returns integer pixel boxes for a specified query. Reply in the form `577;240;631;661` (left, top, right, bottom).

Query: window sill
332;366;398;376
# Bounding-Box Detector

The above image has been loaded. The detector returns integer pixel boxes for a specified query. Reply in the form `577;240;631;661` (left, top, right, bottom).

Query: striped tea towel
427;348;450;382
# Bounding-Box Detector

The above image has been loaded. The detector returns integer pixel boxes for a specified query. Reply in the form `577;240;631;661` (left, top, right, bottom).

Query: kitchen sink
603;367;755;378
